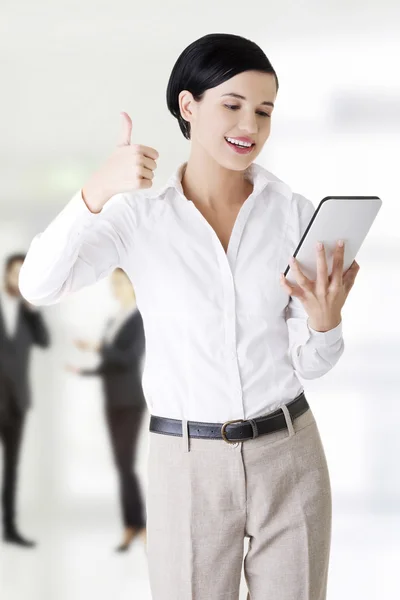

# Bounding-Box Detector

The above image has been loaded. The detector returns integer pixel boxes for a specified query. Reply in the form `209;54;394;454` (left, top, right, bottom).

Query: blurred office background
1;1;400;598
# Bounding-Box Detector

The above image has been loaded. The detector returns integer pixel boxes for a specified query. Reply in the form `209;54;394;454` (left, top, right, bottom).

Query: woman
67;268;147;553
19;33;360;599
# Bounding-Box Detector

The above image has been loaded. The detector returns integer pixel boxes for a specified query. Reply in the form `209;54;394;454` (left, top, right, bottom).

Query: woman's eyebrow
221;92;274;107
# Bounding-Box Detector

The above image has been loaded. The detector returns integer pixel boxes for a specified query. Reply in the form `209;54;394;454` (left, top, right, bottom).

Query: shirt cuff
43;190;103;248
67;190;104;220
307;319;343;345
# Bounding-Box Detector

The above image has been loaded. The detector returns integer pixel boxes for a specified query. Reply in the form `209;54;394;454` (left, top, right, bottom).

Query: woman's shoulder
267;167;314;214
111;186;171;230
254;163;313;212
256;165;316;239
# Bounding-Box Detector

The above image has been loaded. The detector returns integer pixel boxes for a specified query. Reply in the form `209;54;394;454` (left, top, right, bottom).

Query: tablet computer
283;196;382;285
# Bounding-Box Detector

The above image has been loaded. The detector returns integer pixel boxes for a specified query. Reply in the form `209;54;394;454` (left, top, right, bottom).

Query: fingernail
338;240;344;247
289;256;295;264
317;241;323;251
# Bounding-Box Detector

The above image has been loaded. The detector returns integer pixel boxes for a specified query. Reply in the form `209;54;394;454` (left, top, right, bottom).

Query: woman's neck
182;154;253;210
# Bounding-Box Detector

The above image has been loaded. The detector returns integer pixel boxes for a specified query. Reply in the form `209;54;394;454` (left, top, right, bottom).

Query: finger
141;155;158;172
138;165;156;181
331;240;345;284
135;144;159;161
343;261;360;292
279;273;304;298
316;242;328;289
344;259;360;276
117;112;132;147
289;257;311;290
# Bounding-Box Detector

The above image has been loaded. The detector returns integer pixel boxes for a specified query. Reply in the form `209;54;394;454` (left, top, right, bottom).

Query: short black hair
166;33;279;140
5;253;26;273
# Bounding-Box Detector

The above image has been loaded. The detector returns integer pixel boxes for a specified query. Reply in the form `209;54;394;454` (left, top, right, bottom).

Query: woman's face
111;270;135;303
179;70;277;171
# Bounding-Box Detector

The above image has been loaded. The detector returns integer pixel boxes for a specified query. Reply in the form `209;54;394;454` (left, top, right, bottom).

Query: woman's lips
225;138;255;154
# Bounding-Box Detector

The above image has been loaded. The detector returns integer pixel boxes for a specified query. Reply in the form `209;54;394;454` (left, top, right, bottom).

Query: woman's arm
283;195;347;380
80;366;105;376
74;339;102;353
66;341;142;375
285;294;344;380
100;334;144;370
18;113;159;307
65;364;106;376
19;192;135;306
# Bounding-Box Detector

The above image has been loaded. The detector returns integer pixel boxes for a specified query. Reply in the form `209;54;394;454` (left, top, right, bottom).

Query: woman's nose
239;122;257;135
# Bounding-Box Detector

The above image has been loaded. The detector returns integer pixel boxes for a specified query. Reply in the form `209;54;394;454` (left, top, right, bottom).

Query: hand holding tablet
280;195;382;332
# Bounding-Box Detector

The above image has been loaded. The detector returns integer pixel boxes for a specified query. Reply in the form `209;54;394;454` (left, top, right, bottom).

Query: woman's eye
224;104;270;118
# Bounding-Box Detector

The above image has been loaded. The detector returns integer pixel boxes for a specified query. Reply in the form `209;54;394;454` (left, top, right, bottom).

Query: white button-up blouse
19;161;344;422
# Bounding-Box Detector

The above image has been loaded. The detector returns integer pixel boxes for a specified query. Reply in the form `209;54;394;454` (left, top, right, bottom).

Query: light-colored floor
0;508;399;599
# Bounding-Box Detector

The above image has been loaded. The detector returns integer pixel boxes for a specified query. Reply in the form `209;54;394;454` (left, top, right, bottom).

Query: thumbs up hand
82;112;159;213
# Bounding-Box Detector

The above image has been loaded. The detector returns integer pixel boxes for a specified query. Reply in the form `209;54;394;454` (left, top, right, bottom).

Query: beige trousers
146;405;332;599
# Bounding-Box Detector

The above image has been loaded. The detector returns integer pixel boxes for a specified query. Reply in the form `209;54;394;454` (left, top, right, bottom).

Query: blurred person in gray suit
66;268;147;552
0;253;50;547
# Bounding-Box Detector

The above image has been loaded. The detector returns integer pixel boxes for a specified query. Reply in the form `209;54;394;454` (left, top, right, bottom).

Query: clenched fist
82;112;159;213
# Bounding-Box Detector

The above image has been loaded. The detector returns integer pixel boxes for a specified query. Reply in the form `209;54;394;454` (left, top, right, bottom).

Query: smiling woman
18;31;348;600
166;32;278;142
164;35;279;211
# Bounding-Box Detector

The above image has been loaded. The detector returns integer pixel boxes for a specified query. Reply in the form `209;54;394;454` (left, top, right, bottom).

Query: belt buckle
221;419;245;444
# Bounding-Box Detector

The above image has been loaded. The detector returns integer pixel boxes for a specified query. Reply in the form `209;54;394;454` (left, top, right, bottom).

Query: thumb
117;111;132;146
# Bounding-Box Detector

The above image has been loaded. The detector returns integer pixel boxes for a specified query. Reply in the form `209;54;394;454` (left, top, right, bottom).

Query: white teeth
226;137;253;148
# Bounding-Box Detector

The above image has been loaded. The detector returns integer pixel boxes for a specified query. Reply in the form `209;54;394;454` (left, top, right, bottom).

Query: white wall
1;2;399;598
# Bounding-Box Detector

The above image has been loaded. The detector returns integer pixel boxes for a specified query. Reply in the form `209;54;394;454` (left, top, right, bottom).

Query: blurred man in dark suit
0;253;50;547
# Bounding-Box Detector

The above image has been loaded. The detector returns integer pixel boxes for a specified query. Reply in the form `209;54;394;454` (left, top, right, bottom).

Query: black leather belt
149;392;309;444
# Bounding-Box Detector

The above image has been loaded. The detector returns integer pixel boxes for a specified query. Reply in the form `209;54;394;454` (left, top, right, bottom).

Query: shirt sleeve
19;190;136;306
285;194;345;380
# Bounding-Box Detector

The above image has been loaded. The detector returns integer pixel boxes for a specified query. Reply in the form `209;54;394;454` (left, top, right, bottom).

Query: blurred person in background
0;253;50;548
66;268;147;552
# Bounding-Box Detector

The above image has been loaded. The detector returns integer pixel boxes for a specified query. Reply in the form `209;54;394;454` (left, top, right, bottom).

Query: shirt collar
147;161;289;202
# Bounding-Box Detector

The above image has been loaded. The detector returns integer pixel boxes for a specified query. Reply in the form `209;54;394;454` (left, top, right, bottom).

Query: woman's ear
178;90;195;123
